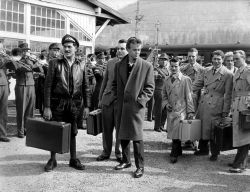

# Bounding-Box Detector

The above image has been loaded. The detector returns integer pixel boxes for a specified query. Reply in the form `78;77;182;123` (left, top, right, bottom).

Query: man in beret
43;34;91;171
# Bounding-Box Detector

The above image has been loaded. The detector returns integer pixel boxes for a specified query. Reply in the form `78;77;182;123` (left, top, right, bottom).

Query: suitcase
86;109;102;136
214;121;233;151
26;118;71;154
178;119;201;141
239;110;250;131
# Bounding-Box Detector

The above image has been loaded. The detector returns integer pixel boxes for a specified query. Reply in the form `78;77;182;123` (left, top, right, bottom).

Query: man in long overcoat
96;39;128;162
112;37;155;178
229;50;250;173
193;50;233;161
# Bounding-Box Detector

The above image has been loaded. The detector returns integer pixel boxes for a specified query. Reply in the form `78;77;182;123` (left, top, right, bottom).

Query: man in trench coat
229;50;250;173
193;50;233;161
111;37;155;178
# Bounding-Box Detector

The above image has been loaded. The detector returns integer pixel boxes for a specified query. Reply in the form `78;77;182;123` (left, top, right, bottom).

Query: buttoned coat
162;73;195;139
193;65;233;140
232;65;250;147
112;55;155;141
99;57;119;106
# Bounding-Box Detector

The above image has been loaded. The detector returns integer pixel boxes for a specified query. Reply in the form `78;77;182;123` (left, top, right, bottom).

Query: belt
235;91;250;97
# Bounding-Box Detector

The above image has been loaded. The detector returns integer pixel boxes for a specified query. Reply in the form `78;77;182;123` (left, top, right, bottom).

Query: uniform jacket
99;57;119;106
15;57;35;86
112;55;155;141
193;65;233;140
44;56;91;108
154;66;169;90
232;65;250;147
162;73;195;139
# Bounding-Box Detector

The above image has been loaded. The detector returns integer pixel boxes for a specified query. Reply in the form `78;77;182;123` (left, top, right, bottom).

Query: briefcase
213;119;233;151
26;118;71;154
178;119;201;141
86;109;102;136
239;110;250;131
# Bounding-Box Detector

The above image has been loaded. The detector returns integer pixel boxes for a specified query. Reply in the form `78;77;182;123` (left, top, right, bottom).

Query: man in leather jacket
43;34;91;172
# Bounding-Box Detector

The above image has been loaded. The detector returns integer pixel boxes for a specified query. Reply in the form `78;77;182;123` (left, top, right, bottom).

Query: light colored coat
112;55;155;141
232;65;250;147
193;65;233;140
162;73;195;139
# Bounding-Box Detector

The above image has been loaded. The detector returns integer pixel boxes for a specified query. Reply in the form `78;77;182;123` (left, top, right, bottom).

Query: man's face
116;43;127;58
158;58;168;67
127;43;142;60
233;53;245;68
212;55;223;69
49;49;60;58
170;61;180;75
224;56;234;69
63;42;76;58
188;51;197;64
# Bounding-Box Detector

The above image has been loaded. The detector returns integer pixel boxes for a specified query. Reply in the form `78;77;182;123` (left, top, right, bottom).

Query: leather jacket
44;56;91;108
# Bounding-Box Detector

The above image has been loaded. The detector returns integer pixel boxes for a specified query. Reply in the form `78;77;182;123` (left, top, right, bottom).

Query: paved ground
1;108;250;192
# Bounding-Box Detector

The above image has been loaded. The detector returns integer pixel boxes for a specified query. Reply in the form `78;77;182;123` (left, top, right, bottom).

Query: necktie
171;76;175;83
212;68;216;75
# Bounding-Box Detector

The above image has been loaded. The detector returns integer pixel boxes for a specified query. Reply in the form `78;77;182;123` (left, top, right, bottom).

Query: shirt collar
170;72;182;80
212;65;223;73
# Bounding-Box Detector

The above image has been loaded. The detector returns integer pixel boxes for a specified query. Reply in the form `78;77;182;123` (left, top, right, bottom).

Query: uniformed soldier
153;53;169;132
48;43;61;61
0;41;10;142
15;43;37;138
193;50;233;161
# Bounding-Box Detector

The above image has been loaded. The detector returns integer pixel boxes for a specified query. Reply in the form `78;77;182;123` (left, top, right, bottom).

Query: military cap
159;53;169;60
96;52;106;59
18;43;30;50
49;43;60;50
61;34;79;47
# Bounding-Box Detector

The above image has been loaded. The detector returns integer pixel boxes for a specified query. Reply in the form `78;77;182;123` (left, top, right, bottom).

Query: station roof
86;0;130;26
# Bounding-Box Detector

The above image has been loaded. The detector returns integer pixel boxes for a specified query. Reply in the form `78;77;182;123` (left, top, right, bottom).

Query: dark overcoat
112;55;155;141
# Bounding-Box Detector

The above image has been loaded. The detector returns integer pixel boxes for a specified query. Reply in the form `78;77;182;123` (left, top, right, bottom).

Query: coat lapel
119;55;129;86
205;66;224;86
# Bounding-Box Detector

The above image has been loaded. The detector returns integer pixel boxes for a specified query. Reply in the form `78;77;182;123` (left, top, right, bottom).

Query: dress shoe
96;155;109;161
194;150;209;156
209;155;218;161
17;134;25;138
170;156;178;163
134;168;144;178
0;137;10;142
69;158;85;170
160;126;167;132
154;128;161;132
115;162;132;170
229;168;246;173
44;159;57;172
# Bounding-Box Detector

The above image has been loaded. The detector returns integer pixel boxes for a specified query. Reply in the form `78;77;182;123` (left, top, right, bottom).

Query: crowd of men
0;35;249;178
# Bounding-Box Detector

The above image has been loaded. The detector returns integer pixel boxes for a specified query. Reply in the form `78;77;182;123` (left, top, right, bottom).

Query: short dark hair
212;50;224;59
170;57;179;63
118;39;127;44
11;48;22;56
126;37;142;49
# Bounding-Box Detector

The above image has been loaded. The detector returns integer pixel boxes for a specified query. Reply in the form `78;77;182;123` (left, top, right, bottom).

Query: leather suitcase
26;118;71;154
86;109;102;136
239;110;250;131
214;124;233;151
178;119;201;141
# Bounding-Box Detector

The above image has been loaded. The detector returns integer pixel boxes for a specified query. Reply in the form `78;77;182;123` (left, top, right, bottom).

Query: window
30;5;66;38
70;23;91;42
0;0;25;33
1;38;24;51
30;41;51;53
